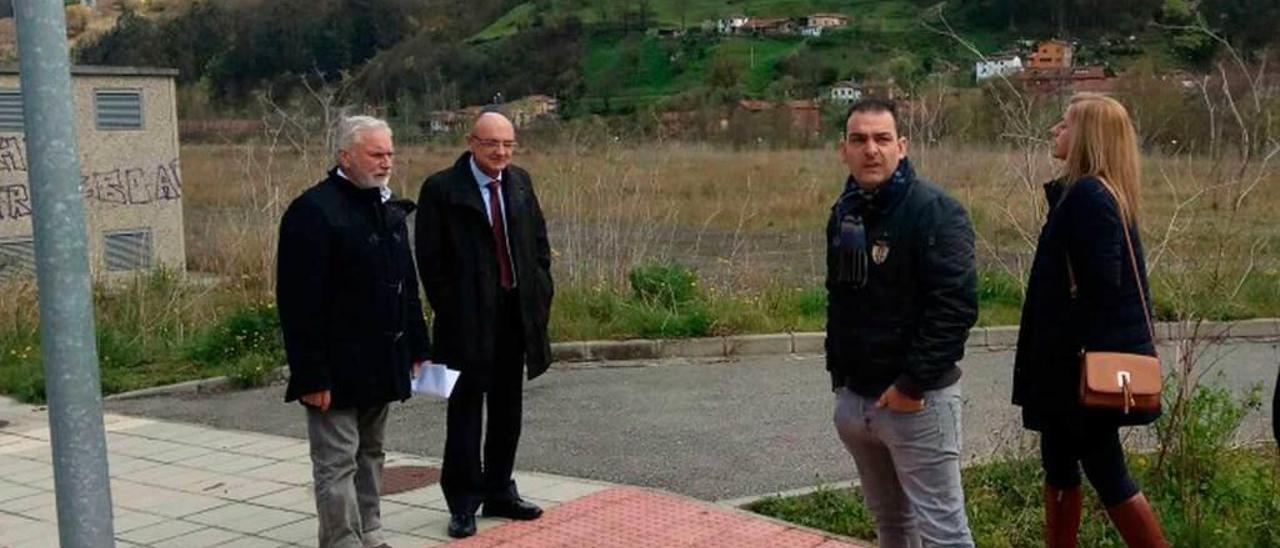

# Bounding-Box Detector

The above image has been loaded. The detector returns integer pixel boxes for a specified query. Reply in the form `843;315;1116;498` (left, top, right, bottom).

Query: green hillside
70;0;1275;118
475;0;925;41
550;0;1009;113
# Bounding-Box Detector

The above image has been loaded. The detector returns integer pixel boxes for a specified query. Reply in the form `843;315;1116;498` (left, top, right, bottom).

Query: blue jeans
834;384;974;548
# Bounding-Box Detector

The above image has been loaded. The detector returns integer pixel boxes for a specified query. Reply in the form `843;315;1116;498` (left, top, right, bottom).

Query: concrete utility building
0;65;183;280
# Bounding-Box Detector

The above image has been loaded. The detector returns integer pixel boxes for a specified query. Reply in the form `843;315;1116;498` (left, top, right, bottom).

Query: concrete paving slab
117;518;208;545
183;451;277;474
238;460;312;485
111;507;170;533
0;518;56;545
246;485;316;513
256;518;319;545
0;492;54;514
198;477;295;501
528;481;611;503
123;493;229;519
383;483;447;508
185;503;310;534
151;526;244;548
213;535;294;548
0;479;44;505
13;503;57;522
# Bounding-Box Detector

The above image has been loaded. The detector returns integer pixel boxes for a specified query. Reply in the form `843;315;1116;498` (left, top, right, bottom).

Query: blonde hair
1062;93;1142;223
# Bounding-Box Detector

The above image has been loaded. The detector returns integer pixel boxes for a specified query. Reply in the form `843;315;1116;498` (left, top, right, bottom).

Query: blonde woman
1012;94;1168;547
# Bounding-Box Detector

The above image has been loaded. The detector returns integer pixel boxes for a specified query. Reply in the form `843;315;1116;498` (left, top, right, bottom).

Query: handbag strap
1064;178;1156;344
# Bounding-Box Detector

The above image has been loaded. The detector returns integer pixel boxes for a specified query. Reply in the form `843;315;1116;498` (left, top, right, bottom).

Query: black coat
1013;176;1160;430
277;170;431;409
825;162;979;399
414;153;553;384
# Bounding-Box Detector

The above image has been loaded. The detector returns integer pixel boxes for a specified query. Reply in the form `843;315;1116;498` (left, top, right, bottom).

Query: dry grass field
180;139;1279;294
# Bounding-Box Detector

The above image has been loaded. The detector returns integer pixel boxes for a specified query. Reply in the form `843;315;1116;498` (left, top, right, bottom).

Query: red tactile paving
448;487;866;547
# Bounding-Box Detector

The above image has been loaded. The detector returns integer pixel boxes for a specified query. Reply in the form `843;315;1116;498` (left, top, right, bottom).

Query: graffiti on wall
82;160;183;206
0;136;182;222
0;183;29;220
0;136;27;172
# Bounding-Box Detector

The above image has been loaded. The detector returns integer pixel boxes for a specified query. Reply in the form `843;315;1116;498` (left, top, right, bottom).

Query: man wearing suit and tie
414;112;554;539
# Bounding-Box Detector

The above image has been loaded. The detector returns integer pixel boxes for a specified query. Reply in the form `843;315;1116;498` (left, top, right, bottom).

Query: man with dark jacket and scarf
415;112;554;539
277;115;430;548
826;98;979;548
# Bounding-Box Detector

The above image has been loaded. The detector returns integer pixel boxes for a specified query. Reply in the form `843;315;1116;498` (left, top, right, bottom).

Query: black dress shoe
483;497;544;520
448;512;477;538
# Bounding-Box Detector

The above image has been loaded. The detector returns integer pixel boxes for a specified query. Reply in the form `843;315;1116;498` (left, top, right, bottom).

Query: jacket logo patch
871;241;890;265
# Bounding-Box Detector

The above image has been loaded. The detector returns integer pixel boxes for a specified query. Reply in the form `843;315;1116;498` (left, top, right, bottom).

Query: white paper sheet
410;363;459;399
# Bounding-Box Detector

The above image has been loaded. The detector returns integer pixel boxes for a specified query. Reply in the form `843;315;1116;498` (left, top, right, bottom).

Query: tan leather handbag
1068;183;1162;415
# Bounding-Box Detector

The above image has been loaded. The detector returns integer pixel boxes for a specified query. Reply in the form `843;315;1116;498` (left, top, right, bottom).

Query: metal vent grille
94;89;143;130
0;238;35;278
0;89;23;131
104;229;152;271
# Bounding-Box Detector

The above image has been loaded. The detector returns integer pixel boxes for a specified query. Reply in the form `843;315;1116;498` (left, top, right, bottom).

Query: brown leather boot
1045;484;1082;548
1105;492;1169;548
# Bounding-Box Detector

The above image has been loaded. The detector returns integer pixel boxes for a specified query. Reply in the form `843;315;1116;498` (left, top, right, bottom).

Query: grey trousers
833;384;974;548
306;404;389;548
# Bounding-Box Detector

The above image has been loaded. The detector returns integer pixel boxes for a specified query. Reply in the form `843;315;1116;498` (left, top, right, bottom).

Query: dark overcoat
277;169;431;409
1013;176;1160;430
414;153;553;385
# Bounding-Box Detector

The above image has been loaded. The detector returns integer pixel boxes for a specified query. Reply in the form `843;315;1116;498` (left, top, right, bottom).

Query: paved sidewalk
0;398;865;547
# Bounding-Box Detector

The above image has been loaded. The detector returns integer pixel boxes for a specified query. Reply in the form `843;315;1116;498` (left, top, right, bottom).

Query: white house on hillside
829;81;862;104
717;15;749;34
975;54;1023;81
807;13;850;28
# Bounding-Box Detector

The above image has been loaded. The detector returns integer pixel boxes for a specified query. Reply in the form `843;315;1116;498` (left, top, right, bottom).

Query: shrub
625;299;714;338
793;287;827;318
228;351;282;388
0;330;44;403
186;302;281;367
629;263;700;307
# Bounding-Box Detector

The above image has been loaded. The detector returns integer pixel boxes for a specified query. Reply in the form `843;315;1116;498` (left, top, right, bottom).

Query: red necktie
487;180;514;289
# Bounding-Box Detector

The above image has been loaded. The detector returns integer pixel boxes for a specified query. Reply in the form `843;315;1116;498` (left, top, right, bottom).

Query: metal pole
13;1;115;546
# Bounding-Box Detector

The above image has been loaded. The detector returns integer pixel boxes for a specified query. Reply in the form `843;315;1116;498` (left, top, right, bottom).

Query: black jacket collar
325;167;416;224
1043;178;1066;210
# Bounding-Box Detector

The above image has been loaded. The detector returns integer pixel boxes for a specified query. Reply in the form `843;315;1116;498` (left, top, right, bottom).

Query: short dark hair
844;97;901;136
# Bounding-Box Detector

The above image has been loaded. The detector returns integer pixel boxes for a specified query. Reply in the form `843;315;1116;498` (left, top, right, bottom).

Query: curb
717;481;875;547
105;376;236;401
105;318;1280;401
716;479;861;509
104;366;288;402
549;318;1280;363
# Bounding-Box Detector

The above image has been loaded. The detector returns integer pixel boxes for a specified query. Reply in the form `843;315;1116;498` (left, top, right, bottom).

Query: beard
348;170;389;189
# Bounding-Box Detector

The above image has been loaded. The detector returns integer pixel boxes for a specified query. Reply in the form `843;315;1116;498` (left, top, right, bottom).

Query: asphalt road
106;341;1280;501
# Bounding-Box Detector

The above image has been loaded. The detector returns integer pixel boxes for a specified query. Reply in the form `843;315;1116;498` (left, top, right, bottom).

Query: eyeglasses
471;137;518;150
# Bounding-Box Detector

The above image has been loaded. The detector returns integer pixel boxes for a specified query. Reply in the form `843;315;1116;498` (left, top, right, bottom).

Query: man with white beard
277;115;431;548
